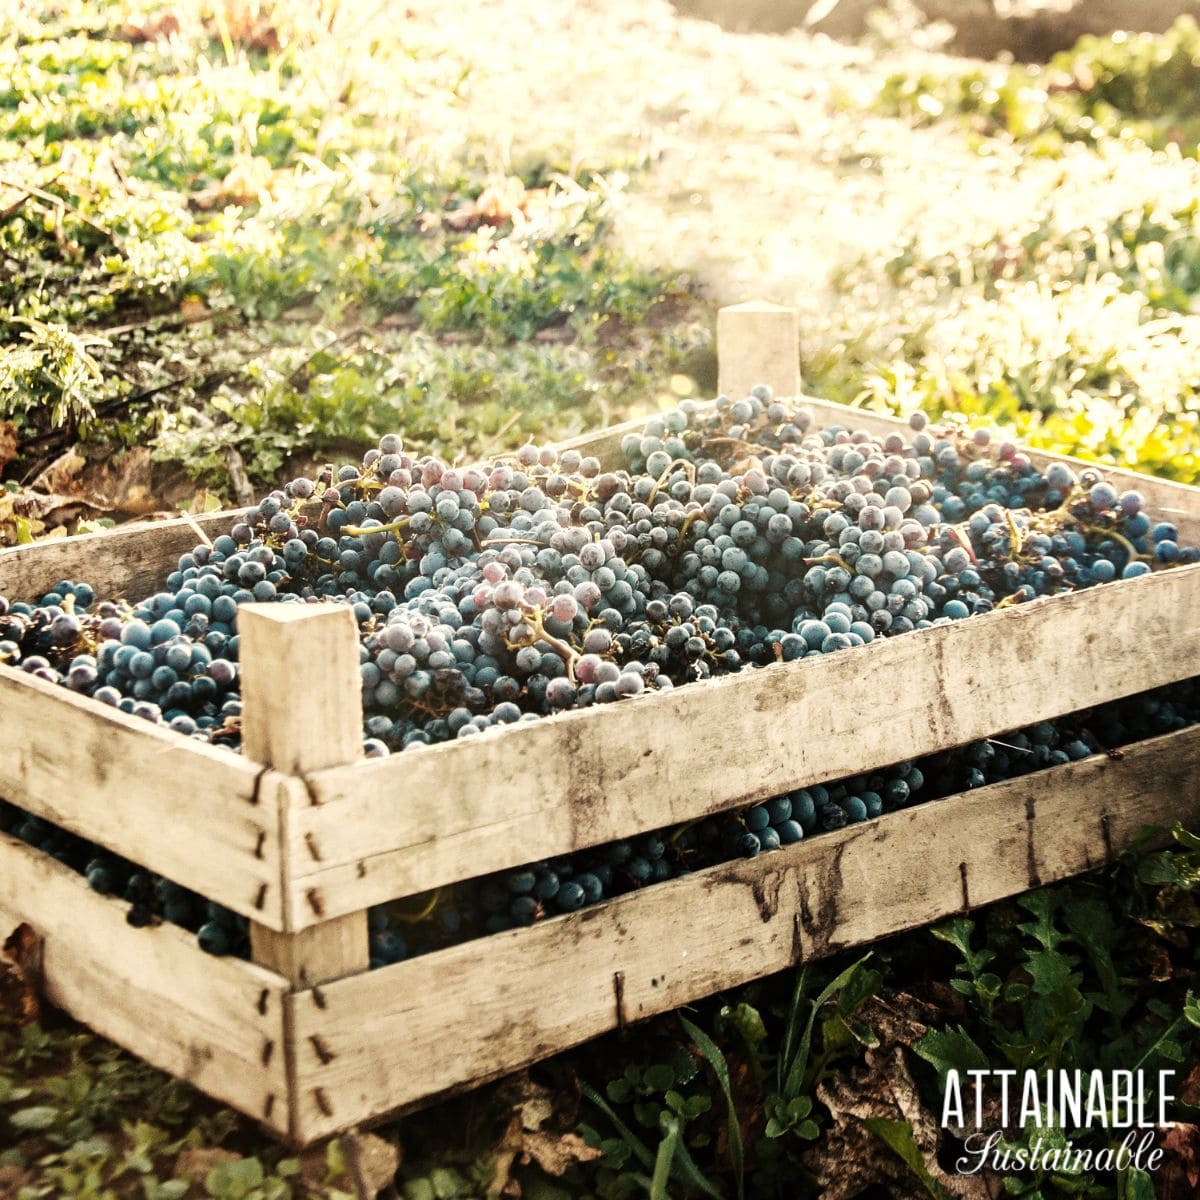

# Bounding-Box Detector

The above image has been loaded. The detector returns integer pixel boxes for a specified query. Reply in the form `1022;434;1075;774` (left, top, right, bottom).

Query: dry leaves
174;1147;241;1197
809;1043;995;1200
0;923;42;1028
179;297;211;324
444;179;548;232
342;1132;402;1199
0;421;18;472
489;1076;601;1198
1160;1123;1200;1199
801;992;996;1200
116;11;182;42
210;1;282;54
190;155;276;211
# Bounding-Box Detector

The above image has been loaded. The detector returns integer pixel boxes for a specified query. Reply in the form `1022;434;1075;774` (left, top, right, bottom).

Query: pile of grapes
0;390;1197;963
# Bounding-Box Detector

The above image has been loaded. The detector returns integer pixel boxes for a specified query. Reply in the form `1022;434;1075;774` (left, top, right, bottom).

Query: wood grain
239;603;363;777
289;563;1200;924
0;664;287;927
0;508;246;608
239;607;370;980
287;725;1200;1141
0;828;291;1134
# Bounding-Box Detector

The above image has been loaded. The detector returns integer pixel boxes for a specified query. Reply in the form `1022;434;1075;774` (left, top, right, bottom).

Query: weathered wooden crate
1;303;1199;1145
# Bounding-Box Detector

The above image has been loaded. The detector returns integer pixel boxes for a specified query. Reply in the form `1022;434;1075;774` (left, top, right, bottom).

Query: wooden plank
717;299;802;400
289;563;1200;923
286;725;1200;1141
0;664;286;929
239;605;370;981
0;508;246;607
0;828;291;1135
239;603;363;776
250;913;370;986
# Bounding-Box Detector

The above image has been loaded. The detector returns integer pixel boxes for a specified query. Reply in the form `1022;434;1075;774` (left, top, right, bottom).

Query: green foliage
0;0;699;508
877;16;1200;158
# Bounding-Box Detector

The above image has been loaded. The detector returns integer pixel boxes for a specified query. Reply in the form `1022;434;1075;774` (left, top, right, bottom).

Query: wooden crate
1;303;1199;1144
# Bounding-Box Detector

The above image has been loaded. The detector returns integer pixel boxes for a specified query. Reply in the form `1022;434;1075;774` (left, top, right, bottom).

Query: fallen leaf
0;1164;35;1196
489;1075;599;1198
1147;944;1174;982
1178;1064;1200;1108
342;1131;402;1198
31;448;86;495
179;296;210;323
174;1147;240;1195
0;421;17;471
804;987;996;1200
190;155;275;211
445;178;539;232
1160;1123;1200;1199
0;923;42;1027
116;11;182;42
211;2;281;53
74;446;156;512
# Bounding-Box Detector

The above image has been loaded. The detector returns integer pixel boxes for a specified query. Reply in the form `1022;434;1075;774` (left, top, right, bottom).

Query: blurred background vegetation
2;1;1200;1196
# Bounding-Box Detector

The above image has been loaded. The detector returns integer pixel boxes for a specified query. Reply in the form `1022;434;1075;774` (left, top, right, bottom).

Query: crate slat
0;508;241;608
284;724;1200;1141
286;564;1200;925
0;829;292;1134
0;665;288;929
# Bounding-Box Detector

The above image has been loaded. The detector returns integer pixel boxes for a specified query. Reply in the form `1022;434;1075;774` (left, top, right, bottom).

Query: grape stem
388;887;443;924
343;517;411;538
646;457;696;506
505;605;581;683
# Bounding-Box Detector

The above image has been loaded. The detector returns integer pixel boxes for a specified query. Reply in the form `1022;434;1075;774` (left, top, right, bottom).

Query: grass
0;0;704;528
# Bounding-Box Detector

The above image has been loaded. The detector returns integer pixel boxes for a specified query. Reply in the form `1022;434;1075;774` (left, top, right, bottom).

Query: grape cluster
2;393;1196;755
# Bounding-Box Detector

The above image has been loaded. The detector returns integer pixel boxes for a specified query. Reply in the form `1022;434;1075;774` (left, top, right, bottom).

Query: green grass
789;15;1200;486
0;0;703;514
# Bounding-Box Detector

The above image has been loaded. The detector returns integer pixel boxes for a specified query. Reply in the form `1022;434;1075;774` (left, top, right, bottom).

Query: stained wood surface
287;564;1200;924
0;507;242;609
0;828;291;1134
0;664;289;927
286;725;1200;1141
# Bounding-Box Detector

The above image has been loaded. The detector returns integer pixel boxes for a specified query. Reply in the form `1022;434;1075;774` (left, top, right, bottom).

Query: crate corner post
717;299;801;402
238;603;370;988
